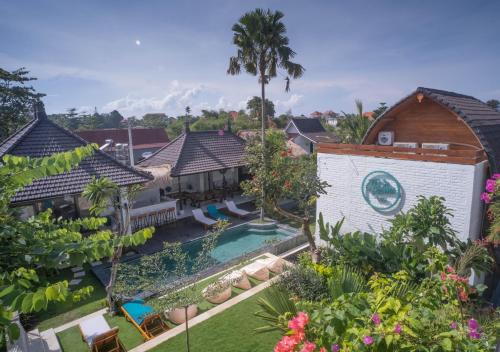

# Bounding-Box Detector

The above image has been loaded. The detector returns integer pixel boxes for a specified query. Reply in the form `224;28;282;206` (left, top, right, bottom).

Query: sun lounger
192;208;217;229
257;256;288;274
166;304;198;325
79;315;126;352
220;270;252;290
243;261;270;281
120;300;169;340
224;201;251;218
202;283;232;304
207;204;230;221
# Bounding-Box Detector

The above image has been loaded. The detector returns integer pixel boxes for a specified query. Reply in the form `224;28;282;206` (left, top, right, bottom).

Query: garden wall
315;153;488;243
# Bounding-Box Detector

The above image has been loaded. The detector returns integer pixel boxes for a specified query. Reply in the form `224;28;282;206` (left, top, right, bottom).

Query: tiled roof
0;103;152;204
138;130;247;176
291;118;326;133
75;128;169;149
302;132;340;144
363;87;500;172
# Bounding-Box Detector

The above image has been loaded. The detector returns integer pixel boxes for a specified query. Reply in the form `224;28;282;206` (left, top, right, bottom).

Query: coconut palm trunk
260;74;266;221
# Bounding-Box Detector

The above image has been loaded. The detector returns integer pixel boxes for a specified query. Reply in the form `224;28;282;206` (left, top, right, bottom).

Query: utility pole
127;118;134;166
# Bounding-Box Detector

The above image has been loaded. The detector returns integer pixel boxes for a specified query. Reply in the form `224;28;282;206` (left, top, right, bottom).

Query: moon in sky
135;40;141;46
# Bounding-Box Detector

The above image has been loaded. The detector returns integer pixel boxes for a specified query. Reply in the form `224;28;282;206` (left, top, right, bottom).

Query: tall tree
246;96;276;120
486;99;499;111
241;130;329;263
228;8;304;220
371;102;388;119
0;68;45;141
336;100;373;144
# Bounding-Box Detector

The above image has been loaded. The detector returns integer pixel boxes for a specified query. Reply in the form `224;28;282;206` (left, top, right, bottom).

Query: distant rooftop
76;128;169;149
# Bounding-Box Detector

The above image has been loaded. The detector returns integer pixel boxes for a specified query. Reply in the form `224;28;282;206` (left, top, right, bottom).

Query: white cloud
102;81;206;115
275;94;303;110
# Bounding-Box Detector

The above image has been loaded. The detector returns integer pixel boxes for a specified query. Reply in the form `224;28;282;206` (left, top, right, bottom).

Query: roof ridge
170;132;189;175
417;87;478;100
137;132;186;166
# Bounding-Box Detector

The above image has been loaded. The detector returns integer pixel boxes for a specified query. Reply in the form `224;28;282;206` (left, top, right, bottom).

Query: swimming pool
93;222;298;287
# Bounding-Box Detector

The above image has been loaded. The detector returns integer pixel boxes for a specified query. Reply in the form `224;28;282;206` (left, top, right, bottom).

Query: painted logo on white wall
361;171;402;212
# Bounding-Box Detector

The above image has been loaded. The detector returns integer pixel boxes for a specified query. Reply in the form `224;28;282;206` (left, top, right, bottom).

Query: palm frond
327;265;367;300
254;285;297;333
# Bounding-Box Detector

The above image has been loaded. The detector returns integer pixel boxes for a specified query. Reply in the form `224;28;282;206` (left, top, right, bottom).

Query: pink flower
445;265;455;274
275;335;298;352
300;341;316;352
480;192;491;203
319;348;327;352
450;321;458;330
363;336;374;345
440;272;447;281
372;313;381;325
493;173;500;180
486;179;497;193
288;312;309;332
394;324;402;334
468;318;479;330
469;330;481;340
331;344;340;352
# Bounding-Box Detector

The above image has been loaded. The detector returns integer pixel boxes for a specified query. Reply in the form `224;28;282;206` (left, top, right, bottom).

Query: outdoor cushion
122;300;154;325
79;315;111;345
256;257;288;274
243;262;270;281
207;204;229;220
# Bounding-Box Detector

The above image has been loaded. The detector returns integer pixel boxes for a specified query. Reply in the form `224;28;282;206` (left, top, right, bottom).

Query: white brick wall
316;153;488;242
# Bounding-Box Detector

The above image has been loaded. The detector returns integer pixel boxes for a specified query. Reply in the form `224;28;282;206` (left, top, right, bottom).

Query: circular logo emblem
361;171;402;212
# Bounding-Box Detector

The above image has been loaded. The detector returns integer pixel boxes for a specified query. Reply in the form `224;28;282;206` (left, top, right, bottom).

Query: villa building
134;121;249;213
316;87;500;245
284;117;339;155
76;127;170;164
0;102;153;219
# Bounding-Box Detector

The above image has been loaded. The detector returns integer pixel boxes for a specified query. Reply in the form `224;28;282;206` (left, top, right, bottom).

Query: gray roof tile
0;103;152;204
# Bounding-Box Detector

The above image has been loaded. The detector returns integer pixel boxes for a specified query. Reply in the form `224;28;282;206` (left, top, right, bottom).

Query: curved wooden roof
363;87;500;172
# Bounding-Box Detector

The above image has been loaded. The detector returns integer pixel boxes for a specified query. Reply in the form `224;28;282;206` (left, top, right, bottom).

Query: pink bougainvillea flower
480;192;491;203
394;324;402;334
331;344;340;352
363;336;374;345
486;179;496;192
372;313;381;325
492;173;500;180
288;312;309;332
300;341;316;352
440;272;447;281
469;330;481;340
468;318;479;330
445;265;455;274
319;348;327;352
450;321;458;329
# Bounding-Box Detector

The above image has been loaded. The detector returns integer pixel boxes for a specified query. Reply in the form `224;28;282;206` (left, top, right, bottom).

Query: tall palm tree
228;8;304;220
336;99;373;144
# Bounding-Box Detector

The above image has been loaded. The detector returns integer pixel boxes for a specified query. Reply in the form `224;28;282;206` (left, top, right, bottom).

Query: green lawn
56;257;275;352
149;289;280;352
35;266;107;331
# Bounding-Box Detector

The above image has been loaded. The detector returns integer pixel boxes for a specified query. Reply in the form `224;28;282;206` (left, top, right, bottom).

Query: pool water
184;223;293;264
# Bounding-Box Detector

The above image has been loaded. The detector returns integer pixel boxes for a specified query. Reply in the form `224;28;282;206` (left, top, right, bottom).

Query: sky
2;0;500;117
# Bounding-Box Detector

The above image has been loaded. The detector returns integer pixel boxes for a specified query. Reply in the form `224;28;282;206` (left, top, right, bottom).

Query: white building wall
316;153;488;243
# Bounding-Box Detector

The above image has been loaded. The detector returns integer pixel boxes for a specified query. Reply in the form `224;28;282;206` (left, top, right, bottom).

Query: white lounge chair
79;315;112;345
192;209;217;229
224;201;251;218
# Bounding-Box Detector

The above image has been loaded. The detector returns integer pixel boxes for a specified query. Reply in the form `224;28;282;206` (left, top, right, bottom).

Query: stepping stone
71;266;83;272
73;271;86;278
90;261;102;267
69;279;82;286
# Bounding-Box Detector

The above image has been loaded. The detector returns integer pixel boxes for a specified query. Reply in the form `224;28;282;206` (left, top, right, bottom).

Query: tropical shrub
274;265;328;302
273;263;500;351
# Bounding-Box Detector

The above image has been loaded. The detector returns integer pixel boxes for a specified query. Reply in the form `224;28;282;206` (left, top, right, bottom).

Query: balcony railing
317;143;487;165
